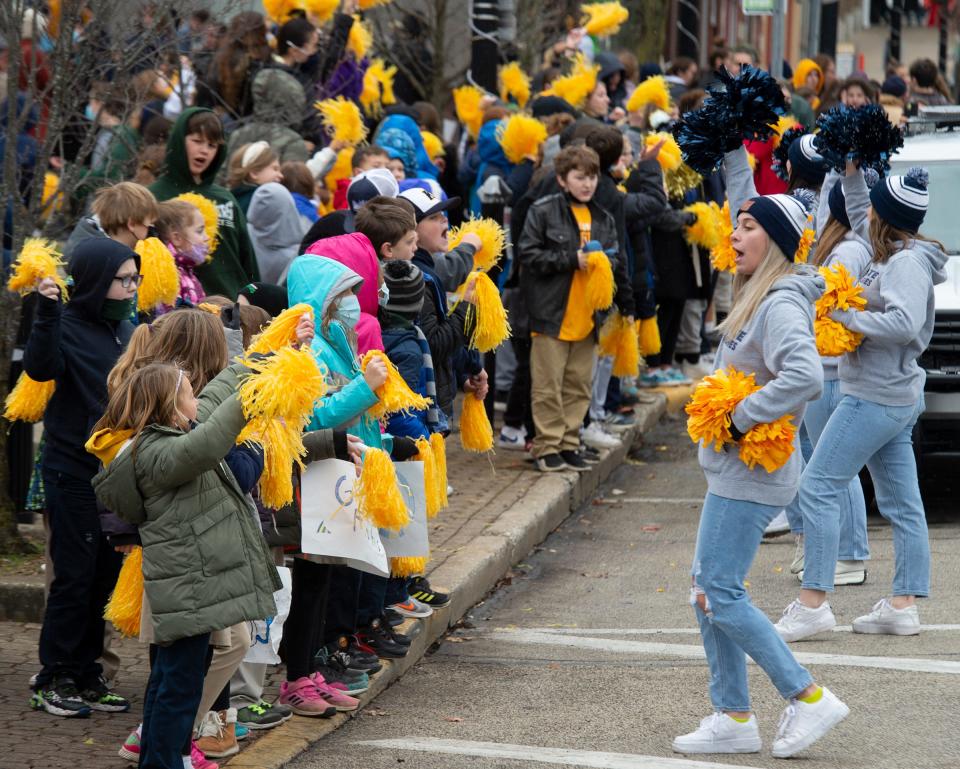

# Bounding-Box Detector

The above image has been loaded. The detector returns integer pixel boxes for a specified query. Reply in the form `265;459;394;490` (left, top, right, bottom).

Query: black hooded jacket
23;238;140;481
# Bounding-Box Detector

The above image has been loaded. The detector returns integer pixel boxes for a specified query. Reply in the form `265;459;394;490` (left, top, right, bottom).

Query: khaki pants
194;622;251;729
530;334;595;457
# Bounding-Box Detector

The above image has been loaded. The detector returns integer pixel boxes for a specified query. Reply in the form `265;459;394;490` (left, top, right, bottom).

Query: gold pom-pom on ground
246;303;315;355
135;237;180;312
457;270;511;352
390;556;427;577
453;84;486;140
347;15;372;59
315;97;369;146
599;313;641;377
739;416;796;472
3;373;55;423
460;394;494;453
626;74;671;113
356;447;411;530
683;201;722;250
362;350;432;419
447;217;507;272
430;432;448;508
585;251;615;311
104;547;143;638
548;53;599;110
646;132;682;172
499;62;531;108
497;114;548;165
638;317;661;356
174;193;219;254
685;367;760;451
7;238;69;298
581;1;630;36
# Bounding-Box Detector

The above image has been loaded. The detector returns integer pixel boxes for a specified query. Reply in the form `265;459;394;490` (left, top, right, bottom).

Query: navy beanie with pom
870;167;929;233
787;134;831;185
828;168;879;230
740;191;814;261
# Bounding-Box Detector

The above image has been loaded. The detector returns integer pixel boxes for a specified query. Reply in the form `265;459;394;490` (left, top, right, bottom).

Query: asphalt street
291;414;960;769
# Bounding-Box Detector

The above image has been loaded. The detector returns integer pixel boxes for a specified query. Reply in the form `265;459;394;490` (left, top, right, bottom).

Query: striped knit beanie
787;134;830;185
869;167;929;233
739;191;815;261
382;260;424;318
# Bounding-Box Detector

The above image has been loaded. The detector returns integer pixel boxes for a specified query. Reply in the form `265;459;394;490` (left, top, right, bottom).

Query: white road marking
356;737;761;769
606;497;704;505
512;625;960;636
488;629;960;676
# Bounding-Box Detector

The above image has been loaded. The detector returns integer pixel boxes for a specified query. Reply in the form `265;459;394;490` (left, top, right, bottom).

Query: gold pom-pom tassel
664;163;702;202
447;217;507;272
793;215;816;264
390;555;427;577
548;53;599;110
135;237;180;312
430;432;448;508
770;115;800;149
315;96;369;146
346;15;372;59
685;367;761;451
638;317;661;356
415;436;444;518
361;349;432;419
246;303;315;355
239;419;304;509
263;0;303;24
709;202;737;273
356;447;411;530
683;201;722;249
647;132;682;172
814;263;866;355
453;84;486;140
498;62;531;107
303;0;339;24
460;393;493;453
599;314;640;377
626;74;671;113
738;416;796;472
360;58;397;116
496;114;548;165
581;0;630;36
174;193;220;254
4;373;56;423
585;251;615;311
457;270;511;352
104;546;143;638
7;238;69;298
421;130;445;161
815;317;864;357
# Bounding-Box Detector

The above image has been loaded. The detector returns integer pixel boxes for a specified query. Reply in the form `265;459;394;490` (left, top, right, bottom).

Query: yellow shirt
557;203;594;342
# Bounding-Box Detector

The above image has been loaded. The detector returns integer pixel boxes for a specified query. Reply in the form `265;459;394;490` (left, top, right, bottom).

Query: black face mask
146;225;160;240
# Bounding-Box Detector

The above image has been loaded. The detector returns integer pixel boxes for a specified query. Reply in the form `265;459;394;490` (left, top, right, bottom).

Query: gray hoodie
246;182;305;285
834;238;948;406
700;269;825;506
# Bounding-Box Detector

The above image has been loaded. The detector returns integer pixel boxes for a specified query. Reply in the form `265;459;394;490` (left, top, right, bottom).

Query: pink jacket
305;232;384;355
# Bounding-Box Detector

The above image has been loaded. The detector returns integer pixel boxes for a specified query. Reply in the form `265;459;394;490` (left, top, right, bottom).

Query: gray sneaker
852;598;920;635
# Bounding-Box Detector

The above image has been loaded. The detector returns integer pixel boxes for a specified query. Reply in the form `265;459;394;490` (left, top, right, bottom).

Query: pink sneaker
118;727;140;761
310;672;359;711
279;676;337;717
190;741;219;769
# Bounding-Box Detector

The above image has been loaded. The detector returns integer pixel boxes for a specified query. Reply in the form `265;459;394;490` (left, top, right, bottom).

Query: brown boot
194;709;239;758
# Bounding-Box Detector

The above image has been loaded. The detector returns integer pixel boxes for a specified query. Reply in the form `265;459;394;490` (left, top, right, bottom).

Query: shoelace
775;701;798;741
781;600;802;619
200;711;226;739
870;598;891;615
703;712;723;736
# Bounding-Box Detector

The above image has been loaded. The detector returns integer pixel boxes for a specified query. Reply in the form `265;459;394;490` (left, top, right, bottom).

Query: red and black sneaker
356;619;409;659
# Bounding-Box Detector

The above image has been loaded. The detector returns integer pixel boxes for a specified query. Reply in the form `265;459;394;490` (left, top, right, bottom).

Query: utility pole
807;0;822;58
469;0;500;93
771;0;785;78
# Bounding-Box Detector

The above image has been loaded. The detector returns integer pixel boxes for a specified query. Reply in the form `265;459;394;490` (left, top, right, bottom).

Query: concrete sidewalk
0;394;667;769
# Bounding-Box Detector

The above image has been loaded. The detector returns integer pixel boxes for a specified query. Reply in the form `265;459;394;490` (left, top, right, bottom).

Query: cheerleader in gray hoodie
776;167;947;641
674;146;849;759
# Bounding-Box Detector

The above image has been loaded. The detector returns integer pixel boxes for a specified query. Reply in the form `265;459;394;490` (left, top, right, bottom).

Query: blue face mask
335;294;361;329
378;283;390;308
84;104;97;122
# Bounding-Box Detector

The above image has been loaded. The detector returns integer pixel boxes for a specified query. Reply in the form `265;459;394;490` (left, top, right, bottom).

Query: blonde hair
227;141;278;187
155;199;202;243
718;243;795;338
91;182;159;235
868;215;945;265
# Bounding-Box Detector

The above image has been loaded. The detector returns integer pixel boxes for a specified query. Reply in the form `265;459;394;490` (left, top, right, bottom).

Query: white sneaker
681;360;712;381
672;712;762;754
764;510;791;538
852;598;920;635
497;425;527;451
790;534;804;574
581;422;620;450
798;560;867;586
774;600;837;642
771;687;849;758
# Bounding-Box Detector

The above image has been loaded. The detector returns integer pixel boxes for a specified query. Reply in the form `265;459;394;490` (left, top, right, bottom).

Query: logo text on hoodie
217;202;235;230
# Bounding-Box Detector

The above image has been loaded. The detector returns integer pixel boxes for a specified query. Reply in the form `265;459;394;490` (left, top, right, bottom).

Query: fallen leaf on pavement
364;708;390;717
444;716;464;722
641;524;661;532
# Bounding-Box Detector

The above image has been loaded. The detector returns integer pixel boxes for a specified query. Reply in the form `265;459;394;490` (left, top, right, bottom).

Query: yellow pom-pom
685;367;760;451
814;263;866;355
638;317;661;356
599;313;640;377
626;74;671;113
739;415;796;472
263;0;303;24
548;53;599;110
239;418;304;509
314;96;369;146
302;0;338;24
325;147;355;193
361;350;432;420
581;0;629;36
447;217;507;272
346;15;372;60
453;84;486;140
794;216;816;264
356;446;411;530
361;59;398;116
815;317;864;356
135;237;180;312
246;303;315;355
104;547;143;638
359;0;392;8
683;201;722;250
239;346;325;424
457;270;511;352
40;172;63;221
420;130;445;161
647;132;682;172
3;373;55;423
770;115;800;149
496;113;548;165
430;432;448;508
585;251;615;311
709;201;737;273
414;437;438;518
390;556;427;577
665;163;702;203
460;393;493;453
174;193;219;254
499;62;531;108
7;238;68;298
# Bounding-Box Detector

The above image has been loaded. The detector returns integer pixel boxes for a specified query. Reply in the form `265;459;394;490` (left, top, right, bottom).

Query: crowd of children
3;2;950;767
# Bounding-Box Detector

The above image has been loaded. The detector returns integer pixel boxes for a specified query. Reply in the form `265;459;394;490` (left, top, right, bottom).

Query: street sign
742;0;776;15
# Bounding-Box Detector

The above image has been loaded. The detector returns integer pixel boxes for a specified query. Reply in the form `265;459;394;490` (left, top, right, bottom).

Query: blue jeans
784;379;870;561
798;395;929;595
692;494;813;711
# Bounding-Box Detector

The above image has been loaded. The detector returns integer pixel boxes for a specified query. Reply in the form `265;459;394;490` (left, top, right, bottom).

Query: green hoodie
150;107;260;298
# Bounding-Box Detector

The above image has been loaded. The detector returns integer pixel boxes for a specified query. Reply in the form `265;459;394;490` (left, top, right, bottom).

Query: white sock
182;756;192;769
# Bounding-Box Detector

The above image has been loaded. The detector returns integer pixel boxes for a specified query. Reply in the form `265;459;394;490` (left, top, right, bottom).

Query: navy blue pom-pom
772;125;806;181
813;104;904;175
790;188;817;214
904;166;929;191
862;167;880;189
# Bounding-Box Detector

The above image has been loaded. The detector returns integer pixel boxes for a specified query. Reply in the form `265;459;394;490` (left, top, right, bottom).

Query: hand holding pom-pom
813;104;903;175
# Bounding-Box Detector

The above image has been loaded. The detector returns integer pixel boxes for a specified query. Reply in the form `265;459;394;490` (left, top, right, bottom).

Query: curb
225;393;667;768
